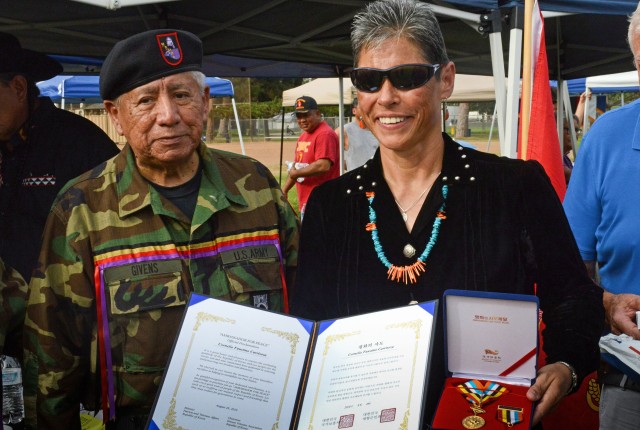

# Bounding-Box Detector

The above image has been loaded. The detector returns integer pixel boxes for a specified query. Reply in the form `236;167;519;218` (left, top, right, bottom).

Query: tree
455;102;470;139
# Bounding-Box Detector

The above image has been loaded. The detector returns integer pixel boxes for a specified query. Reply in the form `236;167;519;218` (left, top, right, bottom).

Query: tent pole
338;77;345;175
582;89;591;134
561;82;577;158
279;106;285;184
487;103;498;153
520;0;534;160
485;10;506;152
61;81;66;110
230;97;246;155
504;7;524;158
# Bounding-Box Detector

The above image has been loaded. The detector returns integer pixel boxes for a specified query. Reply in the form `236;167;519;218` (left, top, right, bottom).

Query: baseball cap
294;96;318;113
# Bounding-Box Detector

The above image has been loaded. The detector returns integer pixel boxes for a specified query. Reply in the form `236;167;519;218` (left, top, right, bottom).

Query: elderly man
282;96;339;218
0;32;119;283
564;3;640;429
23;29;299;429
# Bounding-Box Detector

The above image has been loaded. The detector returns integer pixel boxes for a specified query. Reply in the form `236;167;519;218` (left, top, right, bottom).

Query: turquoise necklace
365;185;448;284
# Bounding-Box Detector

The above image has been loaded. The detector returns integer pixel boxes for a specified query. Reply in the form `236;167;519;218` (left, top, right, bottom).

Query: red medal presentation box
432;290;539;430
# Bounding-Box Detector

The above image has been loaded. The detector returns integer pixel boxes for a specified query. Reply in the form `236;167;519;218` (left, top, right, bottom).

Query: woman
290;0;603;427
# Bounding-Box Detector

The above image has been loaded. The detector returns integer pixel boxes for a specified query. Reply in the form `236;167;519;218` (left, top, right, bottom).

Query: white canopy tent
448;74;499;102
586;70;640;92
282;78;353;107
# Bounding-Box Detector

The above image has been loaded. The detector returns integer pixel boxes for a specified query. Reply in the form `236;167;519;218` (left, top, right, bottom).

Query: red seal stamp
380;408;396;423
338;414;355;428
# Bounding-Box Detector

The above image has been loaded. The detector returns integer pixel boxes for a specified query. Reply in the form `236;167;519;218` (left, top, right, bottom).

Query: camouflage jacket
0;258;27;356
23;143;299;428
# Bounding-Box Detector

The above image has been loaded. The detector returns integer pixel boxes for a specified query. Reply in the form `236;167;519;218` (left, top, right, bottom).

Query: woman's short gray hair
351;0;449;67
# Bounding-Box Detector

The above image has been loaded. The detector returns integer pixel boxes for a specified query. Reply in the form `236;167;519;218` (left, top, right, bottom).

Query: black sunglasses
350;63;441;93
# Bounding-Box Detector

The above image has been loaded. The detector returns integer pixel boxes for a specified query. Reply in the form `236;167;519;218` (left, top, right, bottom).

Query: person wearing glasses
290;0;603;427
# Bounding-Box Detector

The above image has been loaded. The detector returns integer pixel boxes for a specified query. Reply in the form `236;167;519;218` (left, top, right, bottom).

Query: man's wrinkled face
104;72;209;171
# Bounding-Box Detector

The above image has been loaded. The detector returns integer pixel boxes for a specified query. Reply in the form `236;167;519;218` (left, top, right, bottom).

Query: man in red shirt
283;96;339;218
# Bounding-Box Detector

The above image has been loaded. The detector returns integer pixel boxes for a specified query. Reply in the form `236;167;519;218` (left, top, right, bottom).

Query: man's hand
603;291;640;339
526;362;573;425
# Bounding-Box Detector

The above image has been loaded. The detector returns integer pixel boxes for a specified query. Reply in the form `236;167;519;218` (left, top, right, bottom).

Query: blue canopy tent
37;75;245;154
38;75;235;101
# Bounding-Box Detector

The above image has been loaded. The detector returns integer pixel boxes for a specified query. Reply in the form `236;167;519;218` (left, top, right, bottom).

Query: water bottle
2;355;24;427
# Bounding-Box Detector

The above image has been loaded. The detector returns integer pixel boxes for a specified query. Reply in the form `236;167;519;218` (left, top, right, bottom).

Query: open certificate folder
147;294;437;430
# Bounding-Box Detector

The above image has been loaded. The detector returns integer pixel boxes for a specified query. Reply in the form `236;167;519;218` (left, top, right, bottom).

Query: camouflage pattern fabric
23;143;299;429
0;258;27;356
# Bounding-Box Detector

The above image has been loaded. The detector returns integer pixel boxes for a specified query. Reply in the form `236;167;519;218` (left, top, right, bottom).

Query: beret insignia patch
156;32;183;66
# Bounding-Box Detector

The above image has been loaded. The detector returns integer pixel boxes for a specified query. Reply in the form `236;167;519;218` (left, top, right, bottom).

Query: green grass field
275;173;300;215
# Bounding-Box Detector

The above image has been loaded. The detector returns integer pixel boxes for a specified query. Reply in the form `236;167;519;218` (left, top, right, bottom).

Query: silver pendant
401;211;408;222
403;244;416;258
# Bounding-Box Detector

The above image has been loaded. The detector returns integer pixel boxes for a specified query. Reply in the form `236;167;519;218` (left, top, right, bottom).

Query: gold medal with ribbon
456;380;508;429
461;415;486;429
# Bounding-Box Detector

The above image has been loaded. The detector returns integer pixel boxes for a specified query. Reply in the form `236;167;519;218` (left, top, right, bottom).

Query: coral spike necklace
366;185;448;284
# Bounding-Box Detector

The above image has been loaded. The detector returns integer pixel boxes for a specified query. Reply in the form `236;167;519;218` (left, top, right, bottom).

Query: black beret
0;32;62;82
100;29;202;100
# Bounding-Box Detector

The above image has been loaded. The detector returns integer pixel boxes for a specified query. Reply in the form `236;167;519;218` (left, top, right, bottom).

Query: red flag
522;1;566;201
526;3;598;429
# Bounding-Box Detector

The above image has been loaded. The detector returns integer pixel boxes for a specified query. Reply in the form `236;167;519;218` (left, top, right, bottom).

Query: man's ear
10;75;28;103
103;100;125;136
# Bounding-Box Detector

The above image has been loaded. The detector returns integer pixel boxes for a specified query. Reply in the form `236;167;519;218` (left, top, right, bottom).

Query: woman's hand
526;362;573;425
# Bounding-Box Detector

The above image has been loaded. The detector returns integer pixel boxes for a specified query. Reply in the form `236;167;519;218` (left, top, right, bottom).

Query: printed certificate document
147;294;437;430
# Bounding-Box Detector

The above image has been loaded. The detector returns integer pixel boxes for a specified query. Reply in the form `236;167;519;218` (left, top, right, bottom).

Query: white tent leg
338;77;345;175
487;10;506;151
582;90;591;135
505;24;523;158
487;103;498;152
561;81;577;158
231;97;246;155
